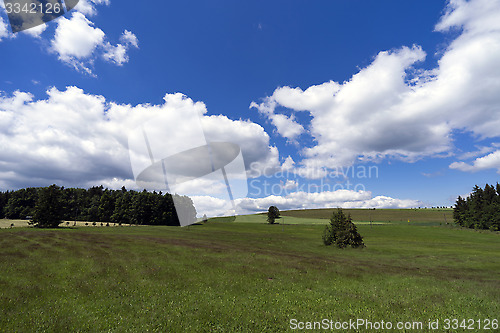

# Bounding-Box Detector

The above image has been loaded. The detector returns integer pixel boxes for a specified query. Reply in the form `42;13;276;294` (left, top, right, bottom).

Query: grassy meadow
0;210;498;332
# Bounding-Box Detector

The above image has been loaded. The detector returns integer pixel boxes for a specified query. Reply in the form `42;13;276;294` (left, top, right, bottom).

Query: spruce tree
31;185;63;228
323;208;365;248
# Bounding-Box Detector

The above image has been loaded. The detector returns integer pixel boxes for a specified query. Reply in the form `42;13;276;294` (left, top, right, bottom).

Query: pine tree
98;190;115;222
31;185;63;228
453;183;500;231
323;208;365;248
453;196;467;227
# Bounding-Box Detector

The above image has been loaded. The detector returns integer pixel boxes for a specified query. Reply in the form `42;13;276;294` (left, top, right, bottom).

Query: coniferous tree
453;183;500;231
98;190;115;222
0;191;6;218
31;185;63;228
323;208;365;248
453;196;467;227
0;185;196;227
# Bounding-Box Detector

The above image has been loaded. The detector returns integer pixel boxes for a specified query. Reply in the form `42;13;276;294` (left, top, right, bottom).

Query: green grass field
0;211;498;332
280;208;454;225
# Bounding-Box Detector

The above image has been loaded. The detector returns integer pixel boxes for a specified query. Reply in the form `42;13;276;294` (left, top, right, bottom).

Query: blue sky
1;0;500;216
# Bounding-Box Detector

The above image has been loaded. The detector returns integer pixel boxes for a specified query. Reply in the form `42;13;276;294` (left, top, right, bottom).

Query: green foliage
454;183;500;231
322;224;334;245
323;208;365;248
0;185;196;227
267;205;280;224
2;187;37;219
0;191;8;219
31;185;63;228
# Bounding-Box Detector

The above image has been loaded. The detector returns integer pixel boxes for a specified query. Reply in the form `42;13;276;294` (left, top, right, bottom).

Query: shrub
323;209;365;248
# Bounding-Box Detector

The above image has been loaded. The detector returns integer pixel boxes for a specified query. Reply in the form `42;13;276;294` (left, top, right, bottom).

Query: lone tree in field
31;184;63;228
323;208;365;248
267;206;280;224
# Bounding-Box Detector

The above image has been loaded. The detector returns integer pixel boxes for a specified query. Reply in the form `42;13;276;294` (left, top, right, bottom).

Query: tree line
0;185;196;227
454;183;500;231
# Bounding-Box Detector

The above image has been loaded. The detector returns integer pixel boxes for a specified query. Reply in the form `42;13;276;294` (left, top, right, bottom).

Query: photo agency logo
3;0;79;33
128;106;248;226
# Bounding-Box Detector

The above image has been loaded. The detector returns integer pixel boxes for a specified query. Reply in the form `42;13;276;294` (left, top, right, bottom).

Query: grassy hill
280;208;453;225
0;213;498;331
232;208;454;226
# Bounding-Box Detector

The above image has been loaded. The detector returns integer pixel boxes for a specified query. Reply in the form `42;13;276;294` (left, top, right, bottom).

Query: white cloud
250;100;305;140
269;114;304;141
0;87;278;191
191;196;235;217
73;0;110;17
103;30;139;66
252;0;500;176
435;0;500;34
201;115;280;175
120;30;138;48
281;179;298;190
21;23;47;38
102;43;128;65
235;190;420;215
189;189;420;217
450;150;500;173
51;12;105;73
0;16;13;41
0;0;137;73
458;145;496;160
50;13;139;73
282;156;295;170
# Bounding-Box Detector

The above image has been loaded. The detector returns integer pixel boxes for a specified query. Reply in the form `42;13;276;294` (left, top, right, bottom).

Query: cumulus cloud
191;196;235;218
450;150;500;173
0;87;278;190
102;30;139;66
201;115;280;175
1;0;137;73
51;13;139;73
250;100;305;140
435;0;500;34
51;12;105;73
252;0;500;177
120;30;138;48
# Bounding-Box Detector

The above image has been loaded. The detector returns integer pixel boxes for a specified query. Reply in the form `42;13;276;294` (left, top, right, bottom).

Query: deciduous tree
267;206;280;224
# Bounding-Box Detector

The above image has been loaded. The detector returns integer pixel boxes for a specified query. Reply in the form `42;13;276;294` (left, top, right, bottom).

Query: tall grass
0;220;498;332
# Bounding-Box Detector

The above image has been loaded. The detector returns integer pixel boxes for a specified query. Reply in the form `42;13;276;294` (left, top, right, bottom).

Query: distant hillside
279;208;453;224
